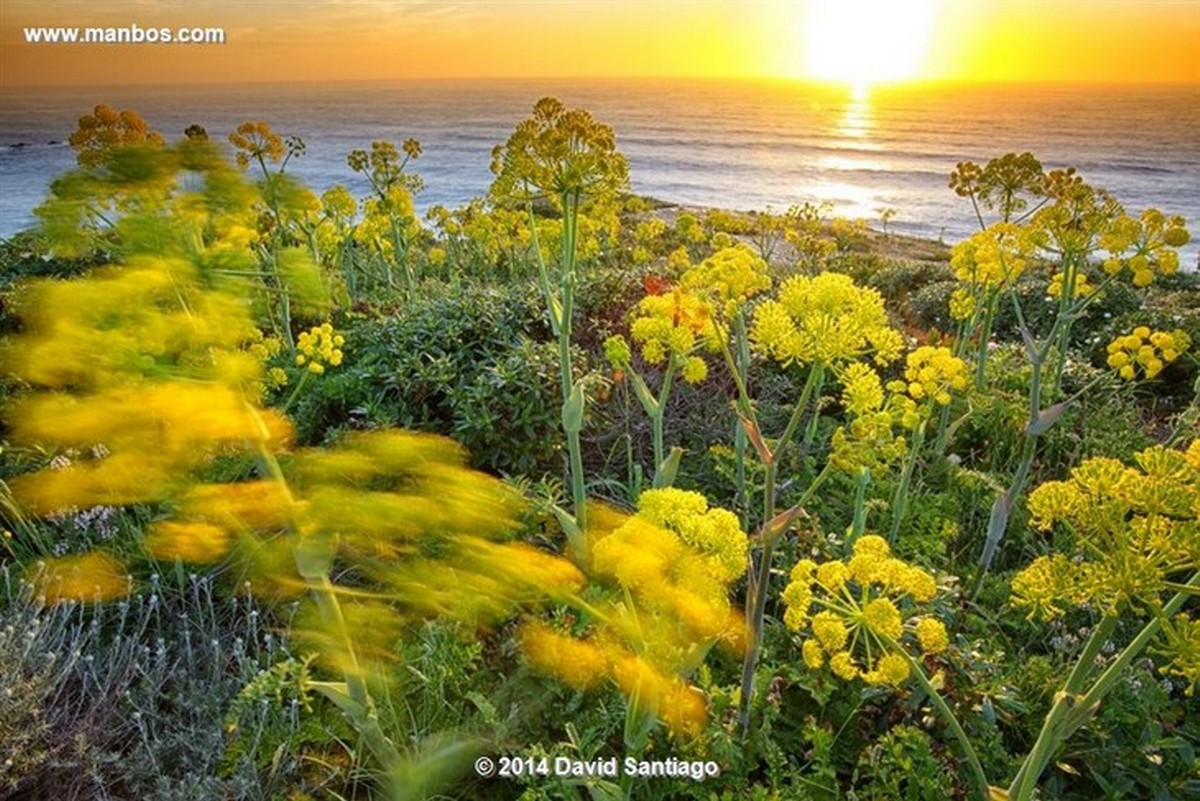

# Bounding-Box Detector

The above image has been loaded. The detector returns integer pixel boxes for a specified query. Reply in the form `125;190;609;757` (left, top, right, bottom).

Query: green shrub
288;281;567;477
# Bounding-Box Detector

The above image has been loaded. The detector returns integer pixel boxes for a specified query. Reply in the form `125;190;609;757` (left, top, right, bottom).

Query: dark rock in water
11;142;28;148
48;140;61;145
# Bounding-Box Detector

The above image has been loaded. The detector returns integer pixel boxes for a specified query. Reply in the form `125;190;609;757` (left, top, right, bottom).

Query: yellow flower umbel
628;288;714;385
1018;442;1200;618
781;535;945;687
750;273;903;368
679;244;771;319
1015;441;1200;692
951;222;1036;292
828;364;908;477
522;489;747;738
901;346;970;406
295;322;346;376
1100;208;1190;288
1105;326;1189;381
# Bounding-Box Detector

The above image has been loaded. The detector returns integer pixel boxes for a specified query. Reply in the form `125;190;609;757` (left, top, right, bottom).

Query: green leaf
652;447;683;489
562;380;586;433
1025;400;1070;436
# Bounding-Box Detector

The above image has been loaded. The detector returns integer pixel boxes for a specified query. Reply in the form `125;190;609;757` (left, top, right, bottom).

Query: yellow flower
802;638;825;669
680;245;771;317
1157;614;1200;696
950;222;1035;291
1047;269;1100;300
903;346;968;406
628;288;714;379
520;622;609;691
811;610;849;651
863;597;903;640
782;532;945;690
27;551;128;604
145;520;231;564
829;651;860;680
1106;327;1189;380
840;363;885;415
1014;440;1200;619
816;560;850;592
750;273;903;368
915;617;949;655
948;288;976;321
680;356;708;384
865;652;911;686
296;322;347;375
1099;209;1189;288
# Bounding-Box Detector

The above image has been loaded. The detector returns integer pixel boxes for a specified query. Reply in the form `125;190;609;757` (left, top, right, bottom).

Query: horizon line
3;74;1199;93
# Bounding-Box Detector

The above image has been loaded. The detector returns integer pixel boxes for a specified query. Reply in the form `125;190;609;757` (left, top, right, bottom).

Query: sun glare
803;0;939;91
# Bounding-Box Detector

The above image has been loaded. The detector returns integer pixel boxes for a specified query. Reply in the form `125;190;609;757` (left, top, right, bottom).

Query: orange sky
1;0;1197;87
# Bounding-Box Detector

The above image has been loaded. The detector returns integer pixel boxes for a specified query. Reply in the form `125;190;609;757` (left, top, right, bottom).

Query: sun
802;0;939;92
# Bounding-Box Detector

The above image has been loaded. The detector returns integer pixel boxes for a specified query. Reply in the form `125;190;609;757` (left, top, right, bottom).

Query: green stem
249;428;400;772
651;360;676;479
848;468;870;546
894;644;989;801
1007;614;1118;800
888;420;927;544
974;302;996;390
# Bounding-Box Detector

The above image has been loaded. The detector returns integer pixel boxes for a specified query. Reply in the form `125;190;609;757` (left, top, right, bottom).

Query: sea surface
1;79;1198;263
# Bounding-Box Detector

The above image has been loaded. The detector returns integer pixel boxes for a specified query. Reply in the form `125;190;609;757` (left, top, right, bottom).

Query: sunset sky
1;0;1197;88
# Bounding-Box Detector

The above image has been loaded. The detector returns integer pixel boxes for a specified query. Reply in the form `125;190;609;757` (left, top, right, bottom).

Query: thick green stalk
737;364;826;732
974;300;997;390
1007;615;1118;800
650;360;676;480
560;192;587;541
848;468;870;545
732;314;752;526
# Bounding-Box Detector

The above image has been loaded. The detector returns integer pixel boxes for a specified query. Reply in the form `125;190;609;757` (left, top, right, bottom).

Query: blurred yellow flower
27;551;128;604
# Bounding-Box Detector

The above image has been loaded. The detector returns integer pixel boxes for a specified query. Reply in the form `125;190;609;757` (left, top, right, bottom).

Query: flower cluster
679;245;772;318
950;223;1036;291
68;104;165;169
627;288;714;384
750;273;903;368
1105;326;1189;380
348;139;424;198
898;346;969;405
244;329;288;396
628;488;748;586
1100;209;1190;287
590;493;745;632
489;97;629;209
228;121;285;170
1016;442;1200;619
520;489;744;738
295;323;345;375
1015;441;1200;691
1157;614;1200;696
948;288;976;321
828;364;910;476
520;622;708;736
522;490;747;737
782;535;945;686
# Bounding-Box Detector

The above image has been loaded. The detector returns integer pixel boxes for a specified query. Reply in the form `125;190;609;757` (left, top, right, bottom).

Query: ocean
1;79;1198;263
